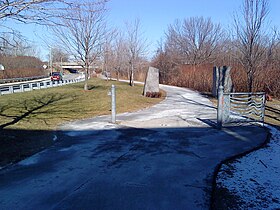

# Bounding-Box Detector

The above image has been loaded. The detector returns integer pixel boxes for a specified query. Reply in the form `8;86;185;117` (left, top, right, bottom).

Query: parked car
51;72;63;81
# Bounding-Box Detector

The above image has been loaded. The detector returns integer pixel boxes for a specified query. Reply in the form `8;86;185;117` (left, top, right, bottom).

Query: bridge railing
0;76;85;96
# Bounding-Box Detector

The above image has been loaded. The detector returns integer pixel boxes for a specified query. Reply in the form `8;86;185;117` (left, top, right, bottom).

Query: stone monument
212;66;233;97
143;67;160;97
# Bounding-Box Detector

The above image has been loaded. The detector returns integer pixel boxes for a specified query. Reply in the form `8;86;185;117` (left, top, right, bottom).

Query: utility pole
49;48;53;74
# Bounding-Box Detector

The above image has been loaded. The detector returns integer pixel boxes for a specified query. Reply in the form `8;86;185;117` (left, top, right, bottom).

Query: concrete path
0;85;268;210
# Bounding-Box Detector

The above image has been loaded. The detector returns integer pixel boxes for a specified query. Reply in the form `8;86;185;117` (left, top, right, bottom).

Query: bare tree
102;31;117;81
166;17;223;66
0;0;58;21
125;18;147;86
0;32;41;56
110;32;129;81
51;47;69;63
0;0;69;53
234;0;273;92
52;0;108;90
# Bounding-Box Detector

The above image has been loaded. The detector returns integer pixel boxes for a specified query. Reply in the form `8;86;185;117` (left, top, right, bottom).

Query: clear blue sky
107;0;280;57
8;0;280;60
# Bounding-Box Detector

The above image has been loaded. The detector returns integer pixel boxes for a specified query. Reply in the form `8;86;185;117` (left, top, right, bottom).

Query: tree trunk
84;64;89;91
129;68;132;86
117;68;120;81
130;62;134;86
247;69;253;93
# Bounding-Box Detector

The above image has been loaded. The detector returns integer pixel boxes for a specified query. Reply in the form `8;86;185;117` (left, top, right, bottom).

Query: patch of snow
18;155;39;166
216;125;280;209
53;135;58;141
59;147;73;152
64;122;120;137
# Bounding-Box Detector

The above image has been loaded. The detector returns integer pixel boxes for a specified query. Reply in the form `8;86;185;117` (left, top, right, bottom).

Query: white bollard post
111;85;116;123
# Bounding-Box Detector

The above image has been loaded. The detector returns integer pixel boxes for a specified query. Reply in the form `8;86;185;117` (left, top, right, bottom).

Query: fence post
261;94;266;126
223;93;230;123
217;85;224;129
111;84;116;123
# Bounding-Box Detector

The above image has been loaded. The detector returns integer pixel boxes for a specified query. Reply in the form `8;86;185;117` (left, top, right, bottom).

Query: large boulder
212;66;233;97
143;67;160;97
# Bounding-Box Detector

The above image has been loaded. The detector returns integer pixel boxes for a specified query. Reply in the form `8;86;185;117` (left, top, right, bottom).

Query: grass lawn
0;78;165;167
264;99;280;128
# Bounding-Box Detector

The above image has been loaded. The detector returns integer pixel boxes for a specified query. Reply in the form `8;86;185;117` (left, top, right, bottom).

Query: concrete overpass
53;62;98;70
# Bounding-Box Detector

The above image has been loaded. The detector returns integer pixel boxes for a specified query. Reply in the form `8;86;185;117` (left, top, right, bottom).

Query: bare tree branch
166;17;223;66
51;0;108;90
125;18;148;86
233;0;272;92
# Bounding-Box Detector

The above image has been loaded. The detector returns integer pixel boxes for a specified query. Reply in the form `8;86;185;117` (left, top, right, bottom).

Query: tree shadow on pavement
0;124;269;209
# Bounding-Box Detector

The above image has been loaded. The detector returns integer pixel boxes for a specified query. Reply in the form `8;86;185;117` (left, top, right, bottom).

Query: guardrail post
9;86;13;94
217;85;224;129
20;84;24;92
111;85;116;124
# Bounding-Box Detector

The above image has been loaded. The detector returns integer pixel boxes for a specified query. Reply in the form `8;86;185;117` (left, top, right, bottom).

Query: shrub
145;92;162;98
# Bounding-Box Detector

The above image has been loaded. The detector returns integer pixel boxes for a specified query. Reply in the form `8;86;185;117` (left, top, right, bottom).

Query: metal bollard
111;85;116;123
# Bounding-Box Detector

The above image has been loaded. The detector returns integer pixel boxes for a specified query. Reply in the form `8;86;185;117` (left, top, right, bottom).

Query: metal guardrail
217;86;266;128
0;75;48;84
0;77;85;96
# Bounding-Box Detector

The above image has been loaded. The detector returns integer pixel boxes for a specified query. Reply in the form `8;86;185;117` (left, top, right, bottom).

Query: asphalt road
62;73;83;81
0;84;268;210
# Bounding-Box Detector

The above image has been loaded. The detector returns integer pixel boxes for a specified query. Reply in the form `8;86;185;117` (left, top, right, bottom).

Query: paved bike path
0;85;268;209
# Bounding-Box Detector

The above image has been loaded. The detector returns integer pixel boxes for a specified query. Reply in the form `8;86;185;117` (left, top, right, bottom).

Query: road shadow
0;124;269;209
